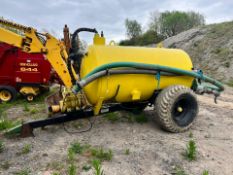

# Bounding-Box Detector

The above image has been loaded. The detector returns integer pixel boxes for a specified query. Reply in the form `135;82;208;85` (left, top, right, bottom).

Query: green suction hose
74;62;224;93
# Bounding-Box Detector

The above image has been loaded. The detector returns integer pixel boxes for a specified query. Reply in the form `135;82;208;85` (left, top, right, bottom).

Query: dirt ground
0;86;233;175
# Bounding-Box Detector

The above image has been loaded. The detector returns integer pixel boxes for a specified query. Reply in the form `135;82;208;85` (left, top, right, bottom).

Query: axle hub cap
0;90;12;102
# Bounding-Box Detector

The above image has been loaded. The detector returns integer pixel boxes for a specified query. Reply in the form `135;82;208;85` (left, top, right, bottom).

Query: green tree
187;11;205;27
119;29;164;46
148;11;159;33
149;11;205;38
125;18;142;39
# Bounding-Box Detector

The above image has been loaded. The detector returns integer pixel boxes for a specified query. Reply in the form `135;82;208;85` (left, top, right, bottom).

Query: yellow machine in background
0;19;224;137
0;18;74;88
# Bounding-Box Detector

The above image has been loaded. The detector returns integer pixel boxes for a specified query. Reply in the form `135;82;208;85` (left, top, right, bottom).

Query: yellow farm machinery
0;18;224;137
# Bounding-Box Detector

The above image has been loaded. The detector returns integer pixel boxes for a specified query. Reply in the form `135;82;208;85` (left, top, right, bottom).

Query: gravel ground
0;87;233;175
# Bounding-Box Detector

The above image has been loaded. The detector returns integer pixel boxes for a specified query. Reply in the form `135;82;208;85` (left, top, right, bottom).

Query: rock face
162;21;233;84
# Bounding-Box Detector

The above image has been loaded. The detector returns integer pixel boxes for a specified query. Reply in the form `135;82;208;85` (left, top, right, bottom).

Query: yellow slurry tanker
0;19;224;137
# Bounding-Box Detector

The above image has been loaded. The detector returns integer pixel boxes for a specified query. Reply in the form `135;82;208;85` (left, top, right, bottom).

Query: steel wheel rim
0;90;12;102
27;95;34;101
171;94;197;127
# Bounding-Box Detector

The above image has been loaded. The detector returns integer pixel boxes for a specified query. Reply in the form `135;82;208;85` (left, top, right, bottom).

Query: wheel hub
177;106;183;113
0;90;12;102
27;95;34;102
172;94;198;127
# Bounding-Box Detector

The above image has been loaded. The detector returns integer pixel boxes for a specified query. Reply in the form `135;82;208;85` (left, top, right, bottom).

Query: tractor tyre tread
155;85;198;133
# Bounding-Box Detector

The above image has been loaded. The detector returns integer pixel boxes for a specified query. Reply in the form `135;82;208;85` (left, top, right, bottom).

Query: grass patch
21;144;32;154
14;168;31;175
69;142;90;154
67;148;75;162
202;170;209;175
124;148;130;155
226;79;233;87
0;140;4;153
104;112;119;123
212;47;230;61
82;164;91;171
0;116;14;131
172;166;188;175
23;103;30;112
188;132;193;138
66;142;112;175
30;108;39;114
91;147;113;162
0;99;27;116
185;139;197;161
134;113;148;123
52;173;61;175
67;163;77;175
0;87;56;117
124;112;148;124
0;102;13;116
207;22;233;38
68;141;113;163
124;113;135;123
0;113;20;131
92;159;104;175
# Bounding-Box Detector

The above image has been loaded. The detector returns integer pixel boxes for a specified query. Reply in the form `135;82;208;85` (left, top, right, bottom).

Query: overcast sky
1;0;233;43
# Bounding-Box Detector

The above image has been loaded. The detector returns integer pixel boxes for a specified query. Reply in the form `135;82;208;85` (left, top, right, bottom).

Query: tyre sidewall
0;86;17;102
155;85;199;132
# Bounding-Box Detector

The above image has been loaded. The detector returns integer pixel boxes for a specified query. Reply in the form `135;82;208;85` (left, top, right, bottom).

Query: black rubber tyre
155;85;198;132
0;86;17;102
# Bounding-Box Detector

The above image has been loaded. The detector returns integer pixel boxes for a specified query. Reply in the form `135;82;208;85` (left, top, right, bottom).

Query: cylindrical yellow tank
80;45;194;105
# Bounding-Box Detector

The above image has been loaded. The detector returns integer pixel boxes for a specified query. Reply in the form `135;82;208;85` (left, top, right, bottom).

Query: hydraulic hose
74;62;224;93
71;28;98;51
68;27;98;85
